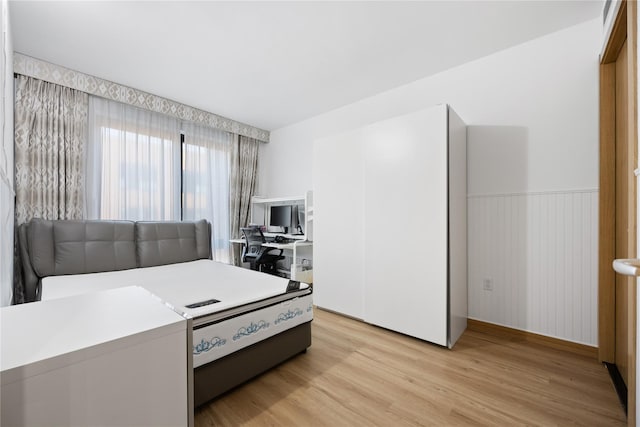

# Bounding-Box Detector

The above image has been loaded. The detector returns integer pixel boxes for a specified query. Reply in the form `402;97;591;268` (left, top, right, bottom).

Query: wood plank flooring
195;308;626;426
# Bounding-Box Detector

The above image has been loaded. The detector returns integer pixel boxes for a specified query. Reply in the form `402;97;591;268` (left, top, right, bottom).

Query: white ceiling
9;1;602;131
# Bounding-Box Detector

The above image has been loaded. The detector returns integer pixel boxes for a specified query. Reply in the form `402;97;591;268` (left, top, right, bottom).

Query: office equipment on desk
241;227;285;275
274;235;292;244
251;192;313;242
246;192;314;282
296;207;305;235
270;205;292;234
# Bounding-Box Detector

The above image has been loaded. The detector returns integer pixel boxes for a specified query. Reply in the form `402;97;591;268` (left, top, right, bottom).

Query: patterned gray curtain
13;75;88;302
229;135;260;266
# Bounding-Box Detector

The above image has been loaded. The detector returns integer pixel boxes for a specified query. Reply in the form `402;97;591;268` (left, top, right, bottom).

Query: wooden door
615;36;636;391
599;1;638;424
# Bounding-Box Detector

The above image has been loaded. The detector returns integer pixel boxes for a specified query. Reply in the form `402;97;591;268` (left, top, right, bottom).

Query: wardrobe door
363;104;449;345
448;107;468;347
313;129;366;319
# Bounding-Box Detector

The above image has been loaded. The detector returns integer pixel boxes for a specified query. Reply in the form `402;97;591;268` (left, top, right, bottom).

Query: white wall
260;19;601;345
1;0;14;307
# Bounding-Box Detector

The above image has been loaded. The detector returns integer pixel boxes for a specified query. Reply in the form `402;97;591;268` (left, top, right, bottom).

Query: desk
262;240;312;250
230;238;313;283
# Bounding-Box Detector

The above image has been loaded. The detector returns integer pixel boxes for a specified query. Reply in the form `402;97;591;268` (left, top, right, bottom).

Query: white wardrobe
313;104;467;348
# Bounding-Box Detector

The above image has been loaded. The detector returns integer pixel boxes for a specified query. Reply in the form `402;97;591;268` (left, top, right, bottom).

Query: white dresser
1;286;190;426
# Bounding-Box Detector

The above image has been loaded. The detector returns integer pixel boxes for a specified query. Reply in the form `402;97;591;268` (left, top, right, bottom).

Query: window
86;97;181;221
181;122;232;263
94;125;181;220
87;97;232;263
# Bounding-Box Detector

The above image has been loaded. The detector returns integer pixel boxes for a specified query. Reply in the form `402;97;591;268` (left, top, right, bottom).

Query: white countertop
1;286;186;378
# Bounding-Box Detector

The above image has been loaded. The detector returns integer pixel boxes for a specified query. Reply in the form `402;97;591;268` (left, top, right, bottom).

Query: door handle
613;259;640;276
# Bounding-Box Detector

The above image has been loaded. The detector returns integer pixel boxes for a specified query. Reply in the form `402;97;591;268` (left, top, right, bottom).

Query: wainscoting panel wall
468;189;599;346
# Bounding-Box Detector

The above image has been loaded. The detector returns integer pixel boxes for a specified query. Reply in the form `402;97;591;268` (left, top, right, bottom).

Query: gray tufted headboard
19;218;212;302
136;220;212;268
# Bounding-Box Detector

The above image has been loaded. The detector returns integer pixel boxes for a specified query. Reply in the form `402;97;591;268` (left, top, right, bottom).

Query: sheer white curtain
181;121;232;263
86;97;181;221
86;96;234;263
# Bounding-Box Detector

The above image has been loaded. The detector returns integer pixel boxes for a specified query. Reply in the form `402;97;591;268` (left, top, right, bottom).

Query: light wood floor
195;309;626;426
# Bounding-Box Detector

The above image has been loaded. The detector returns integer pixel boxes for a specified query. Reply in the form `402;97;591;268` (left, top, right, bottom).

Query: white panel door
363;104;449;345
313;129;366;319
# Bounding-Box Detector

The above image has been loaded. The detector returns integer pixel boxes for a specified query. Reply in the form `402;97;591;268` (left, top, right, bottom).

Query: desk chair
241;227;285;275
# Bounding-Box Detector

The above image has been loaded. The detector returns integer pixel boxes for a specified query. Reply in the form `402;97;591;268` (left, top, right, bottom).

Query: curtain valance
13;53;270;143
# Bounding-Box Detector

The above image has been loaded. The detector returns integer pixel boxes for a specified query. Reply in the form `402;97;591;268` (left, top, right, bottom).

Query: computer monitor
270;205;292;234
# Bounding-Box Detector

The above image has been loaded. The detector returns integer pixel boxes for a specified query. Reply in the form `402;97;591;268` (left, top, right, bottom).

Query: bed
18;218;313;408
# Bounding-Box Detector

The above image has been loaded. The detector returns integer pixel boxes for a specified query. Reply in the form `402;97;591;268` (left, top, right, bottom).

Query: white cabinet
313;104;467;348
1;286;190;426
